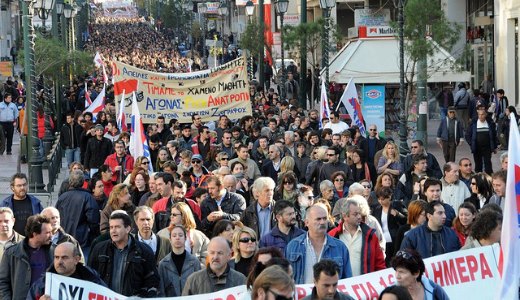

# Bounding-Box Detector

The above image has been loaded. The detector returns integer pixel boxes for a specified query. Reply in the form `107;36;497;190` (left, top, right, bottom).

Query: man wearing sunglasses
401;140;442;180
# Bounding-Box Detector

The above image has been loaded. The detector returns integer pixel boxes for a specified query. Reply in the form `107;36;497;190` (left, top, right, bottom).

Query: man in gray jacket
0;215;52;300
182;237;246;295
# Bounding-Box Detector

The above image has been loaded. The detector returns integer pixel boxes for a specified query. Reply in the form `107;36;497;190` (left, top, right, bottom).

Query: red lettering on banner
466;255;478;281
366;282;379;298
432;261;444;285
479;253;493;279
296;287;307;299
337;284;348;294
379;276;388;288
352;284;366;299
387;273;396;285
208;95;229;106
442;259;460;285
456;257;470;283
226;295;237;300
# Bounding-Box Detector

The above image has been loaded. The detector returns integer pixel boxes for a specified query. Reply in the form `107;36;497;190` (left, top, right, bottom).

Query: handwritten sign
112;57;252;124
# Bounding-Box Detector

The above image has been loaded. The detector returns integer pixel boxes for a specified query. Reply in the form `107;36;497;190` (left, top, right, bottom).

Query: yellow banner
112;57;252;124
0;61;13;77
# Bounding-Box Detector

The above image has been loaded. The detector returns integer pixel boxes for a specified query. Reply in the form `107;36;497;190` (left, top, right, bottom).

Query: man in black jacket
84;124;113;176
55;170;100;260
60;112;83;167
200;176;246;236
88;212;159;297
27;242;106;300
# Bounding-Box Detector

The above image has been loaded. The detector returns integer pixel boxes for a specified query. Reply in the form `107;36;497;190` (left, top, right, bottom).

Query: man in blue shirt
0;93;19;155
285;205;352;284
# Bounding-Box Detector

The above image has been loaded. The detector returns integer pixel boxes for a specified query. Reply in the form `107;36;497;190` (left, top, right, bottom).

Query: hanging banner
112;57;252;124
361;85;385;137
45;245;500;299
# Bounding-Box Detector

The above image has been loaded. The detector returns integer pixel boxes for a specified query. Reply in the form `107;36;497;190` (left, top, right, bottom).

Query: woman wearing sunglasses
252;265;295;300
391;249;449;300
232;226;258;277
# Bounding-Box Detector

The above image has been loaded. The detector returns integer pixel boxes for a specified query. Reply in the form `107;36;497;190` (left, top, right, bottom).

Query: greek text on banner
44;245;500;299
112;57;252;124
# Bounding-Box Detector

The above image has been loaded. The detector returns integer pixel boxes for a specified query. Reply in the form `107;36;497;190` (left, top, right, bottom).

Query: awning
326;37;471;84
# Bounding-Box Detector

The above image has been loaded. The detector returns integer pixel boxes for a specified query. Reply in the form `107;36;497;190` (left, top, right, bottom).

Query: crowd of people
0;11;511;300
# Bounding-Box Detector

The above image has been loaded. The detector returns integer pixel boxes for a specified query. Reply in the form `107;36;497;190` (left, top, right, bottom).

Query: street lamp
219;1;228;64
33;0;56;33
319;0;335;89
199;2;207;59
396;0;409;155
245;0;255;80
275;0;288;100
22;0;46;192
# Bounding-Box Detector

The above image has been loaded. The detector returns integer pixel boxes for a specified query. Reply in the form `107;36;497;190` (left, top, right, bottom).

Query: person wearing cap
189;154;212;188
84;124;113;176
436;106;464;163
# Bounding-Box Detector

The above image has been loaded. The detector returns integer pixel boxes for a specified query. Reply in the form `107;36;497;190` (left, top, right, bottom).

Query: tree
393;0;462;115
283;18;340;102
20;35;93;81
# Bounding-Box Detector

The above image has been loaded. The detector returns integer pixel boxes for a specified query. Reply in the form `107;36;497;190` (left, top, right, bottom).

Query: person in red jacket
328;198;386;276
104;140;134;183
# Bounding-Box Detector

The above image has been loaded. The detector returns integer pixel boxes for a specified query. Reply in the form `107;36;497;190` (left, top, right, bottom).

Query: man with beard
0;215;52;299
308;109;320;131
259;200;305;253
27;242;106;300
286;205;352;284
319;146;354;187
182;237;245;295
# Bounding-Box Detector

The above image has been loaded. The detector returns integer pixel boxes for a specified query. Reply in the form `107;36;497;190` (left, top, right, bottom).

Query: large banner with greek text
45;245;500;299
112;57;252;124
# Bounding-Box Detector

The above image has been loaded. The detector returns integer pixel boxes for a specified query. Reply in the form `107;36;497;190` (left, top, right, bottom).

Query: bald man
41;207;85;263
182;237;246;295
27;242;106;300
286;205;353;284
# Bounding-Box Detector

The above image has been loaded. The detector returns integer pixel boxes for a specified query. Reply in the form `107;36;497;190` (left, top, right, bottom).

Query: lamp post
33;0;55;34
396;0;409;155
245;0;255;81
219;1;228;65
22;0;46;192
199;2;207;60
275;0;288;100
319;0;335;90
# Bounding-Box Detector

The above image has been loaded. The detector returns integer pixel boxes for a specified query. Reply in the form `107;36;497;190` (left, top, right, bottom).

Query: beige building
495;1;520;104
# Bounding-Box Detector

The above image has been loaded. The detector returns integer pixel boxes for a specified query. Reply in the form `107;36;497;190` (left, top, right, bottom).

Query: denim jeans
65;147;81;166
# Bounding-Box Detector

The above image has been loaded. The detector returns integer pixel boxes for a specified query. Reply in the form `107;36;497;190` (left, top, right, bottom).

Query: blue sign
361;85;385;137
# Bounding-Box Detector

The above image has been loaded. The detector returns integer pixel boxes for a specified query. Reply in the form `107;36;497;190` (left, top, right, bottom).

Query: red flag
113;79;138;96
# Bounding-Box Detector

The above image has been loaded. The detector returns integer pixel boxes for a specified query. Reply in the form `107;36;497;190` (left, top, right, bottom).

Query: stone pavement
0;131;68;207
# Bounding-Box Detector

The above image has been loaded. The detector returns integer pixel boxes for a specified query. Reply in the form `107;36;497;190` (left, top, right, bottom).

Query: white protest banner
45;245;500;299
112;57;252;124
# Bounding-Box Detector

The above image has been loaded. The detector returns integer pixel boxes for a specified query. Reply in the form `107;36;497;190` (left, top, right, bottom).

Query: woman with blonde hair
232;226;258;276
279;156;299;178
157;202;209;266
251;265;294;300
100;183;135;233
377;140;401;177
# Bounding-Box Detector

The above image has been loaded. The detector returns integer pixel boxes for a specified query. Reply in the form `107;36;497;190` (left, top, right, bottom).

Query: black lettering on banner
58;283;84;300
211;107;220;117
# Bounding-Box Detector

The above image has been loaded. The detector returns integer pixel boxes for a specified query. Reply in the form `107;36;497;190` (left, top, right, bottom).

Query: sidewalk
0;131;68;207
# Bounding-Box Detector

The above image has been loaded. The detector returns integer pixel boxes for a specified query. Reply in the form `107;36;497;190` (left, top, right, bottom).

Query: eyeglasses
221;157;229;161
410;146;419;149
141;161;149;165
268;289;293;300
239;237;257;243
396;250;414;260
362;185;371;189
192;160;202;164
463;163;472;167
334;178;344;182
284;181;294;185
13;183;28;188
170;213;182;217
